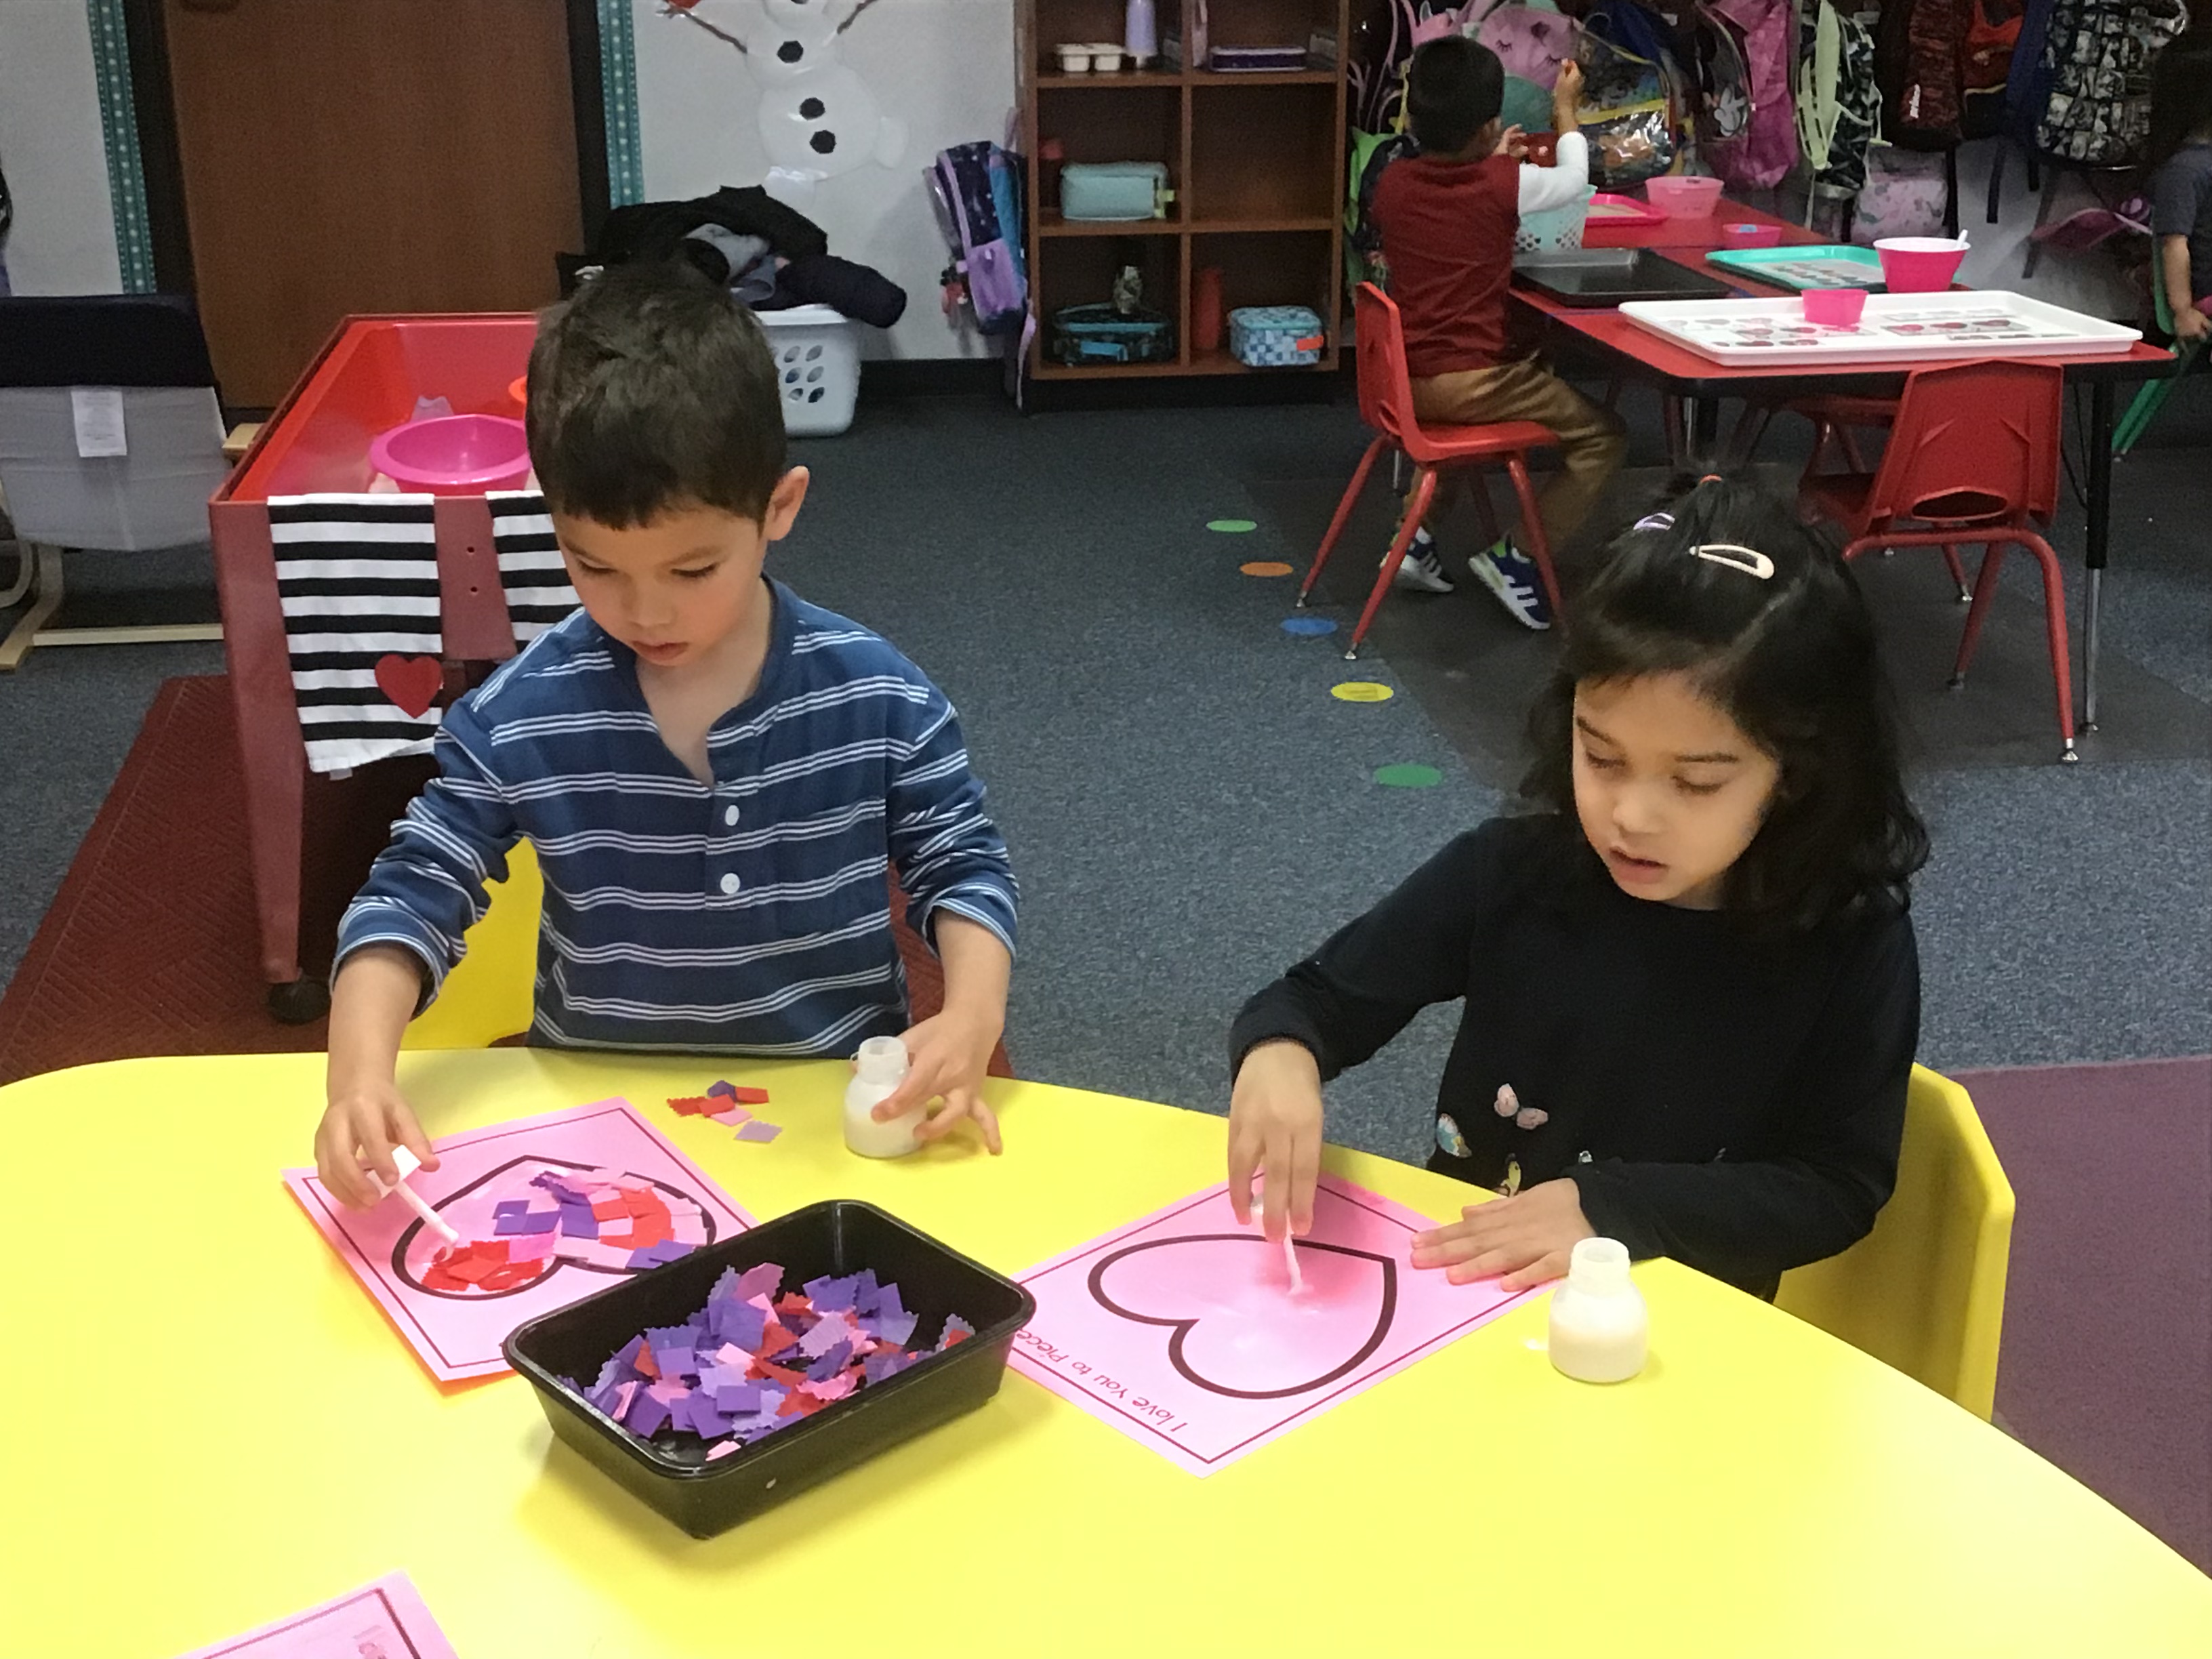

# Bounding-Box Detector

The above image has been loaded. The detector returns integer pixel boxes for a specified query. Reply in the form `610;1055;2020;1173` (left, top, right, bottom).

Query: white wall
0;0;123;294
630;0;1014;361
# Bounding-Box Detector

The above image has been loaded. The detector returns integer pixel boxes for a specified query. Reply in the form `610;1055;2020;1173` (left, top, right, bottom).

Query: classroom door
160;0;586;407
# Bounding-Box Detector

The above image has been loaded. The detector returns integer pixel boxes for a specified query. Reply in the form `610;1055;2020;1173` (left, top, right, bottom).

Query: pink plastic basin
1802;287;1868;327
1721;221;1784;249
1875;237;1968;293
1644;175;1724;218
368;413;531;494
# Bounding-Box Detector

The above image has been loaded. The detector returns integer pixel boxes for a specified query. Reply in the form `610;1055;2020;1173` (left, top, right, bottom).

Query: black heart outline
1086;1233;1398;1399
389;1155;720;1300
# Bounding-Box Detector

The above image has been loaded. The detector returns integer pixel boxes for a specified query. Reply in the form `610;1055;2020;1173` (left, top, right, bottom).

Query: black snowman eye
811;131;837;154
778;39;803;62
800;98;825;118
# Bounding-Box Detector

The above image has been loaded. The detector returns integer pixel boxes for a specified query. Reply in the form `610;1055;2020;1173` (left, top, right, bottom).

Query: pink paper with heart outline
1009;1176;1539;1475
284;1099;754;1381
176;1570;459;1658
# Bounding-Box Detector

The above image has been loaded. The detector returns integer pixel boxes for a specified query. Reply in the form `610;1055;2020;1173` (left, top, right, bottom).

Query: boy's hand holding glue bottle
843;936;1010;1158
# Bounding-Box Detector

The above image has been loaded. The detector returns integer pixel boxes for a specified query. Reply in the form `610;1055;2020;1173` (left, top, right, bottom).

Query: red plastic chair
1797;361;2078;761
1298;283;1562;659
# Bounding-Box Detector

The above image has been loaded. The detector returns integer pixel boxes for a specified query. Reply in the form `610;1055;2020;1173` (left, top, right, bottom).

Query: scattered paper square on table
285;1099;756;1381
1008;1175;1539;1476
171;1570;459;1658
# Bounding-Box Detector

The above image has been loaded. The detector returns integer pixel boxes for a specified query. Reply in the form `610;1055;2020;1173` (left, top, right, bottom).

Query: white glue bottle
1547;1237;1647;1383
843;1036;922;1158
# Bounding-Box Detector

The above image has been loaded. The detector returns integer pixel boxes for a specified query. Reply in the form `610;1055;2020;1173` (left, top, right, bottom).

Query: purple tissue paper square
804;1340;853;1381
734;1120;782;1143
708;1298;768;1351
804;1273;860;1312
863;1308;918;1347
798;1313;853;1358
558;1207;599;1240
493;1212;531;1237
627;1393;672;1437
520;1208;561;1234
707;1080;737;1100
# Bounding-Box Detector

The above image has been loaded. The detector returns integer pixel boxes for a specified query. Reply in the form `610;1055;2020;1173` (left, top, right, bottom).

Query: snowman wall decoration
659;0;909;207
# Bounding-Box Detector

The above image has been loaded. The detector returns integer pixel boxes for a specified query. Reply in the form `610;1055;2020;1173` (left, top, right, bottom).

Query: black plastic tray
504;1199;1036;1538
1512;248;1735;307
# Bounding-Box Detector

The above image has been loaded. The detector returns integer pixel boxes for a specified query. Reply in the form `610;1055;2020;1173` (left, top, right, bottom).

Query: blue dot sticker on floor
1281;615;1337;636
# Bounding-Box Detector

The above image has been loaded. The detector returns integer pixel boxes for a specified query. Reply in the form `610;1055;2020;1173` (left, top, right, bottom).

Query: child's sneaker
1391;527;1456;594
1468;537;1552;630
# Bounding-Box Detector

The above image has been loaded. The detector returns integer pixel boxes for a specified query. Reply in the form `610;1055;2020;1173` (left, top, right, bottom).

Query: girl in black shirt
1229;478;1929;1298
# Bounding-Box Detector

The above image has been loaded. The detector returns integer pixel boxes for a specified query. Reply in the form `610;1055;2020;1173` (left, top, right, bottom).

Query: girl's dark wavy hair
1520;475;1929;932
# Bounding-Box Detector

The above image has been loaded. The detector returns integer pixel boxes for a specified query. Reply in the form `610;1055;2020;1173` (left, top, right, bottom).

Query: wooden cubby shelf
1017;0;1351;382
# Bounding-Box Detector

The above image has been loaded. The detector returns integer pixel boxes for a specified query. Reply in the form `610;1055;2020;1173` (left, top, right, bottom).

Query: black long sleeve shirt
1230;816;1920;1298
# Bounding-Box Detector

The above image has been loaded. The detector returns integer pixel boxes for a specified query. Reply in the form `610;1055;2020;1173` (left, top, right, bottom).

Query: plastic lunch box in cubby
504;1200;1036;1538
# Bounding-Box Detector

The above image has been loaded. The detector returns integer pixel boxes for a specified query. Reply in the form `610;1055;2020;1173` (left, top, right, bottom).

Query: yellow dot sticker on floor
1240;560;1294;577
1332;681;1395;703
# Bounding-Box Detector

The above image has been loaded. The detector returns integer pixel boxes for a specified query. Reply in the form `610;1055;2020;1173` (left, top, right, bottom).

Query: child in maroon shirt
1372;39;1625;629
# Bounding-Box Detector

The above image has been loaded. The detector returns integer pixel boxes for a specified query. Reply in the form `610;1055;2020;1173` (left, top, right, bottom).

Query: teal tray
1705;245;1887;292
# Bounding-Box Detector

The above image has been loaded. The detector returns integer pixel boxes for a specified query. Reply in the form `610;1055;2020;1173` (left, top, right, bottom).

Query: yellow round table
3;1051;2205;1658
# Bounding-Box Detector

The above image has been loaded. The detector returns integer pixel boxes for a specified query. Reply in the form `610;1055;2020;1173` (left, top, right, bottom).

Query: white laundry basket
754;305;861;437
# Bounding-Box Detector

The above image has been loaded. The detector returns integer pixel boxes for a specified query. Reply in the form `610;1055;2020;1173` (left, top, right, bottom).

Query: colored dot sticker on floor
1281;615;1337;636
1374;764;1443;788
1332;681;1395;703
1207;518;1258;533
1240;560;1294;577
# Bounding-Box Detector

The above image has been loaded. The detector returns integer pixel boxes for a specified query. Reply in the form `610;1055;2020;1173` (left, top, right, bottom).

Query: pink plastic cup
1802;287;1868;327
1721;222;1784;249
368;414;531;494
1874;237;1967;293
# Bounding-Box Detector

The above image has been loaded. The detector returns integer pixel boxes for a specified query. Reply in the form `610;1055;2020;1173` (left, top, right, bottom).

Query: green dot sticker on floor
1332;681;1395;703
1374;764;1443;788
1207;518;1258;533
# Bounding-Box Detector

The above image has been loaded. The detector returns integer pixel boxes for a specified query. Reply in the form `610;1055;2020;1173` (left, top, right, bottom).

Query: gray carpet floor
1;378;2206;1176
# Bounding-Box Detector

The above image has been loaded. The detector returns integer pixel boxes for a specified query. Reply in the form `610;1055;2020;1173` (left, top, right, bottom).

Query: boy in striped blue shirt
314;265;1018;1206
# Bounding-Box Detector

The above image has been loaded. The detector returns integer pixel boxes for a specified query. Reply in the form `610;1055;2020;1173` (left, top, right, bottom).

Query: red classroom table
1525;203;2173;731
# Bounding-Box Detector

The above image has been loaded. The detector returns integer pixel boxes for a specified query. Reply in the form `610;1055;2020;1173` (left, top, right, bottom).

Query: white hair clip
1692;543;1776;579
1632;511;1676;533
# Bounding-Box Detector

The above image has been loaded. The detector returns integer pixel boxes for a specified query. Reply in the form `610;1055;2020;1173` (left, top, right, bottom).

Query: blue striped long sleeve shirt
335;582;1019;1054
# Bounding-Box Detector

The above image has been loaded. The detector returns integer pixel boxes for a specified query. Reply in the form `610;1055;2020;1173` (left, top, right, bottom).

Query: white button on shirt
719;874;741;895
724;806;740;826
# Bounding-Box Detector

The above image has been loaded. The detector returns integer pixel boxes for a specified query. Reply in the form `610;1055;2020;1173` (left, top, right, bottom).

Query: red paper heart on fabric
1086;1233;1398;1400
373;653;443;718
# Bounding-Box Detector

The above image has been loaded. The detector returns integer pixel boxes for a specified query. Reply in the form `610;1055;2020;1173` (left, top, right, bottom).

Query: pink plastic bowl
369;414;531;494
1721;222;1784;249
1875;237;1967;293
1802;287;1868;327
1644;175;1724;218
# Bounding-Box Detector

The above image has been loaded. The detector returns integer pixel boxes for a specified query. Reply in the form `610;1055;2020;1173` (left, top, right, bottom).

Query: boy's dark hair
525;261;786;528
1521;475;1929;932
2148;43;2212;168
1406;37;1505;156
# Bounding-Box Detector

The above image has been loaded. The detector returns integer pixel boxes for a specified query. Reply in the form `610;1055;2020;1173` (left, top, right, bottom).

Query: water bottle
1125;0;1158;65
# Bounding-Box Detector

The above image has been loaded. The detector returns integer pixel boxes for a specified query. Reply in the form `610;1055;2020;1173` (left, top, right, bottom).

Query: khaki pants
1410;359;1627;555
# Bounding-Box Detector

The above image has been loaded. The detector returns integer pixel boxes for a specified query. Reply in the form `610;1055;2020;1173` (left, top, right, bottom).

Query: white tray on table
1618;291;2142;367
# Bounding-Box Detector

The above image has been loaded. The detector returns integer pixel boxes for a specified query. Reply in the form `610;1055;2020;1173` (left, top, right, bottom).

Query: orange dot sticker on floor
1332;681;1395;703
1240;560;1294;577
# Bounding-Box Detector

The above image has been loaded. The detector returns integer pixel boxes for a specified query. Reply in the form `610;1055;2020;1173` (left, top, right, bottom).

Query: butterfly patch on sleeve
1492;1083;1547;1131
